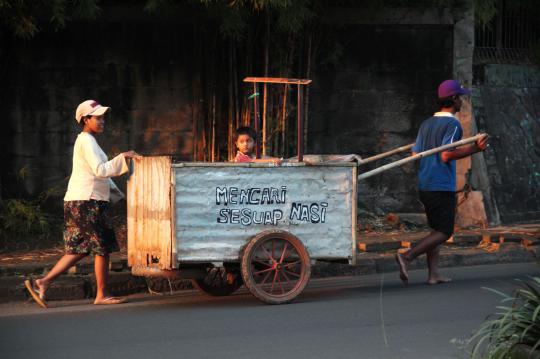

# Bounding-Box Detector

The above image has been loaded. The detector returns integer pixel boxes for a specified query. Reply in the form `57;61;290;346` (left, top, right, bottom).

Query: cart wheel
192;267;243;297
241;230;311;305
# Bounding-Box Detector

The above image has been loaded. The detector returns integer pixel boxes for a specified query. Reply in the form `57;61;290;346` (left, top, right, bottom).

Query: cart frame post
297;84;304;162
244;77;311;161
252;82;260;158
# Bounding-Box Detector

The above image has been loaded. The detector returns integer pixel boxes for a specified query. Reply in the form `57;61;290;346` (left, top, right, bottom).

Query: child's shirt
234;151;255;163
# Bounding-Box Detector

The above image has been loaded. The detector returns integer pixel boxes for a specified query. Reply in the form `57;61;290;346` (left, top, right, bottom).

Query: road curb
1;246;538;304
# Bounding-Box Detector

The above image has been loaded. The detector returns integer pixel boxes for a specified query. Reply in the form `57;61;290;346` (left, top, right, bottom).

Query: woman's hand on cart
122;151;143;160
271;158;282;166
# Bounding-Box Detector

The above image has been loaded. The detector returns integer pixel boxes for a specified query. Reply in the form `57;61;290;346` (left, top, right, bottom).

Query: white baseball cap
75;100;110;123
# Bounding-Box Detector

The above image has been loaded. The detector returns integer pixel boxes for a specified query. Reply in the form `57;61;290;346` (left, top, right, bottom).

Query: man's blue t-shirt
412;113;463;192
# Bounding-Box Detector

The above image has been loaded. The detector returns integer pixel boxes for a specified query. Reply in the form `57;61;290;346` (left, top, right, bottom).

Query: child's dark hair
438;96;459;109
234;126;258;142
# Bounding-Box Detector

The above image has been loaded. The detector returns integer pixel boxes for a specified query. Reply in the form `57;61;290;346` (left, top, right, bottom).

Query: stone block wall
1;2;495;223
0;22;196;201
473;64;540;224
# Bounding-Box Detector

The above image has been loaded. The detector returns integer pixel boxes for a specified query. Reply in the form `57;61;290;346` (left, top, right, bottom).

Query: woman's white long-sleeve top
64;132;128;202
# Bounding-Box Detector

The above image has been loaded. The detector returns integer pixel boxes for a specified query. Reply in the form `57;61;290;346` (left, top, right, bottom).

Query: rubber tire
192;267;243;297
241;230;311;305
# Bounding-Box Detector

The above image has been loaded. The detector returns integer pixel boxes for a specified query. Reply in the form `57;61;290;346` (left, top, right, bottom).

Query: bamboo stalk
358;143;415;165
233;44;240;130
304;34;312;151
211;92;216;162
228;42;234;161
262;13;269;156
357;134;486;180
262;83;268;156
281;84;288;157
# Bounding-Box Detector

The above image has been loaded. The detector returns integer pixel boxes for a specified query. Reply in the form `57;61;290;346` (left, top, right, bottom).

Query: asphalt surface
1;262;538;359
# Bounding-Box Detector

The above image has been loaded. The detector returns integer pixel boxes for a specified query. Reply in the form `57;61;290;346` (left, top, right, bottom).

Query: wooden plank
243;77;312;85
127;156;173;270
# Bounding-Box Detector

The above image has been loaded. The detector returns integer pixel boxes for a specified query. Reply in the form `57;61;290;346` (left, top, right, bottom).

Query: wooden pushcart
127;77;485;304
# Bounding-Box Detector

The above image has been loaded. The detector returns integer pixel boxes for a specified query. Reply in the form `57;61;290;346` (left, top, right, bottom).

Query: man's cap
437;80;471;98
75;100;110;123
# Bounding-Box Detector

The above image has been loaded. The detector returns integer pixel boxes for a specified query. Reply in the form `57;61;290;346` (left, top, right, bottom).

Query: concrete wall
472;64;540;224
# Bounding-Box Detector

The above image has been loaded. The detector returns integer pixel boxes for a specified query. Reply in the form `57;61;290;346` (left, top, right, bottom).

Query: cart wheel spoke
253;259;272;268
270;270;279;293
279;243;289;264
280;269;291;283
284;269;301;278
283;260;301;268
260;245;274;261
277;272;285;294
253;267;274;276
260;269;273;285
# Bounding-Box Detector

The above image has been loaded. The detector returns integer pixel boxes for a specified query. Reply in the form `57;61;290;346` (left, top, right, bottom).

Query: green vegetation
0;197;63;253
0;167;64;253
0;199;50;238
0;0;501;40
467;276;540;358
0;0;100;39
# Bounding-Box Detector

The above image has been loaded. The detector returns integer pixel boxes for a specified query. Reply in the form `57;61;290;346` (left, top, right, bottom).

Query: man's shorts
419;191;456;237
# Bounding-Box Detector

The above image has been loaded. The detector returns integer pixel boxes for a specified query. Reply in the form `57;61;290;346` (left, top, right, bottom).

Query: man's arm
440;134;488;162
411;134;488;161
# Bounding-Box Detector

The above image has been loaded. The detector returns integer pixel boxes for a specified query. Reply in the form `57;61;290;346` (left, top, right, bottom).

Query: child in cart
233;126;281;164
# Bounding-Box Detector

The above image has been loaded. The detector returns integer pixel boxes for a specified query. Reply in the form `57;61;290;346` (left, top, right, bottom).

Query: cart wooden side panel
127;156;174;271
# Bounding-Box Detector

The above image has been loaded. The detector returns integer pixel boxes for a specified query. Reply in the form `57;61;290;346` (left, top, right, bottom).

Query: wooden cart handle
358;143;415;165
357;133;488;180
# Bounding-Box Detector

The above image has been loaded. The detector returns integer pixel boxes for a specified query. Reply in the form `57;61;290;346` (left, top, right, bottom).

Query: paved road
1;262;538;359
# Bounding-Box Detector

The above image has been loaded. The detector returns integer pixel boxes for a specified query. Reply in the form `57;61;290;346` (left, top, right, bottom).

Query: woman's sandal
93;297;128;305
24;279;48;309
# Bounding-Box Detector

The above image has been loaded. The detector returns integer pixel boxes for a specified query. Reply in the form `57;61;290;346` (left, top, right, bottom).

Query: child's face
236;134;255;154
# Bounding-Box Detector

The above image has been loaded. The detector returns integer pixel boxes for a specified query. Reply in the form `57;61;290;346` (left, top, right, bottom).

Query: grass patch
0;199;63;253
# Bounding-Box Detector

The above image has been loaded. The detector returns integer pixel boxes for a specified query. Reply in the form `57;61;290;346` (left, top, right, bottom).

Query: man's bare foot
395;252;409;285
427;276;452;285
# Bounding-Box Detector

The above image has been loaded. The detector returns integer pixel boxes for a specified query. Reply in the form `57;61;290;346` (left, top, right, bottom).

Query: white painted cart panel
173;164;357;263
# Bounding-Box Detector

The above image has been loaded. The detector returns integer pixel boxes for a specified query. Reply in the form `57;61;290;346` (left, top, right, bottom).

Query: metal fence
475;0;540;64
